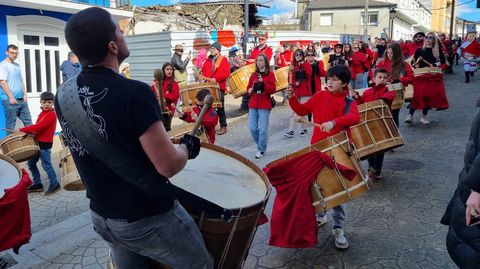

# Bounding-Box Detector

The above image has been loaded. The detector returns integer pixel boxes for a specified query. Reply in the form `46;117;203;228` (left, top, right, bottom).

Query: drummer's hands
320;121;335;132
286;86;294;98
466;191;480;225
191;113;198;121
180;134;201;159
210;78;216;83
247;88;253;94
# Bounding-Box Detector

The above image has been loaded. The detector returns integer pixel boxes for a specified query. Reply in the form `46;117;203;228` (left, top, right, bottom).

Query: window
24;35;39;45
44;37;59;46
361;12;379;26
320;13;333;26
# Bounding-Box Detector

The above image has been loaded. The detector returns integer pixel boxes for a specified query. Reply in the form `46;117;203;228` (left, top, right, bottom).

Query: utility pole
449;0;455;39
364;0;369;36
243;0;249;59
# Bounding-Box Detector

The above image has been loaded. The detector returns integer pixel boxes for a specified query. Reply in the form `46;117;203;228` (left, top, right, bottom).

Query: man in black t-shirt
56;7;213;269
328;43;347;70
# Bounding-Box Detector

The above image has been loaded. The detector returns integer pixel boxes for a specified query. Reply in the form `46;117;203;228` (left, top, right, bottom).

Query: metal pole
243;0;249;59
364;0;369;35
449;0;455;39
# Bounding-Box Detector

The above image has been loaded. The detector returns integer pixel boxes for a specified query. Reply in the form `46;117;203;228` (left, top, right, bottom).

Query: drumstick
1;128;15;133
190;95;214;136
295;117;323;129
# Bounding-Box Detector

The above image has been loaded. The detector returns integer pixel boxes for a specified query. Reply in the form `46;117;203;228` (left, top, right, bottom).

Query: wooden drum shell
266;132;369;212
179;82;222;113
59;148;85;191
227;64;256;98
350;100;404;160
0;132;40;162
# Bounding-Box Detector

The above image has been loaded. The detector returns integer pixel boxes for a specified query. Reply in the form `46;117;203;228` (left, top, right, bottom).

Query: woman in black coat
442;99;480;268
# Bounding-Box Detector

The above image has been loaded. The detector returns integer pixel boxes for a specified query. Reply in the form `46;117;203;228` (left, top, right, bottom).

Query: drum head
170;144;267;210
0;154;21;199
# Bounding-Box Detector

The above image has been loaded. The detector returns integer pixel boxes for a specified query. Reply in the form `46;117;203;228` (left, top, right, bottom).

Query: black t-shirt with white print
328;54;346;67
55;66;174;220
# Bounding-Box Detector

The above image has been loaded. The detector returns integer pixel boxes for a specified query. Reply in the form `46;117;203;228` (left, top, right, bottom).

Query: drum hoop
180;82;220;92
0;154;21;180
172;141;271;212
0;132;35;146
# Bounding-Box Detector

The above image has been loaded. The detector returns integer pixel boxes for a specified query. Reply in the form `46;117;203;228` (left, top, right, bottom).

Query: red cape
264;151;356;248
0;169;32;253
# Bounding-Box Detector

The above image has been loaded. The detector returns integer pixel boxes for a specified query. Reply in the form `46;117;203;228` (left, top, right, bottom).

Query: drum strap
344;96;353;115
56;77;233;221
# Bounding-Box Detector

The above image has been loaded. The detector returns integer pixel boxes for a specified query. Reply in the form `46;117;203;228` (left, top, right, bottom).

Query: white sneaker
283;130;294;138
255;151;264;159
404;115;412;124
316;215;328;227
420;116;430;125
332;228;349;249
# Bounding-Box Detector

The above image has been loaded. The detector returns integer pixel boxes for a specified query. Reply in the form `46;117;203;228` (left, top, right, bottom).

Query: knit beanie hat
210;42;222;51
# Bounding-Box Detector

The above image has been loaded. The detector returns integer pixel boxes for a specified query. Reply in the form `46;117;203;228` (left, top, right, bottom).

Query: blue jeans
27;148;59;187
353;74;365;90
318;204;347;228
1;100;32;132
90;201;213;269
248;108;270;153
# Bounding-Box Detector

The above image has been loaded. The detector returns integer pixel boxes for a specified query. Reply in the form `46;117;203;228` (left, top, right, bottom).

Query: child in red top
284;49;313;138
246;54;276;159
21;92;60;195
179;89;218;144
355;69;393;180
287;65;360;250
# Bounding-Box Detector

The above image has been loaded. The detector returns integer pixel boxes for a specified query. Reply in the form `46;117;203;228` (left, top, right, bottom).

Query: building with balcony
298;0;431;41
0;0;132;137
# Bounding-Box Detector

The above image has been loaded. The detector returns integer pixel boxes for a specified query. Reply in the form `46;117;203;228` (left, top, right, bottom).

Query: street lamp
389;7;397;40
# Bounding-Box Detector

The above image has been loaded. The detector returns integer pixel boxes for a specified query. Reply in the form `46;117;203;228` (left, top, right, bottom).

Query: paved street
1;63;478;268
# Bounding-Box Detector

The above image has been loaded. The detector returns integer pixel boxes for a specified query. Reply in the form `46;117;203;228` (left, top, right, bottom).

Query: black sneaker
300;129;308;137
27;184;44;193
45;184;61;196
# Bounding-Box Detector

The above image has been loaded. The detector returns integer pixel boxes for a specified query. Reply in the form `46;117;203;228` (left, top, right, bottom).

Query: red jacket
365;47;374;70
350;52;367;78
463;40;480;56
402;42;423;58
182;105;218;144
247;71;276;109
20;108;56;143
201;55;231;92
292;61;312;97
289;90;360;144
249;45;273;63
277;50;293;67
311;61;326;93
356;84;396;109
376;58;414;86
150;77;180;114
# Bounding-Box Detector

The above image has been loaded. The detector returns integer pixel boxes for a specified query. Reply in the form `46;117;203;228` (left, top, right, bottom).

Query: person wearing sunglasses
350;43;368;89
327;43;347;70
283;49;312;138
247;33;273;64
405;32;448;125
306;49;326;97
402;32;425;59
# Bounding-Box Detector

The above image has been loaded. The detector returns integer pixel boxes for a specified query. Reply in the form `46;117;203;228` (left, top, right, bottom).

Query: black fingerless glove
180;133;201;159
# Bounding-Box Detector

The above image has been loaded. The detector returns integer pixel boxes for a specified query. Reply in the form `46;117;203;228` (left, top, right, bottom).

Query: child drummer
286;65;360;249
20;92;60;195
355;68;396;180
179;89;218;144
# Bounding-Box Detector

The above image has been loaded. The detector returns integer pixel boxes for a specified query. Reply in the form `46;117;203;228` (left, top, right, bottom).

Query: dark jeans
391;109;400;128
409;107;429;116
368;153;385;174
216;91;227;127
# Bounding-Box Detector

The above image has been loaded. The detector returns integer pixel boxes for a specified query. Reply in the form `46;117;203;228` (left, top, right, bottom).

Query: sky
131;0;479;22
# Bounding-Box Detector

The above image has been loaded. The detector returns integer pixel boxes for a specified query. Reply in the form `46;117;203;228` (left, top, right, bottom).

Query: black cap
414;32;425;38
